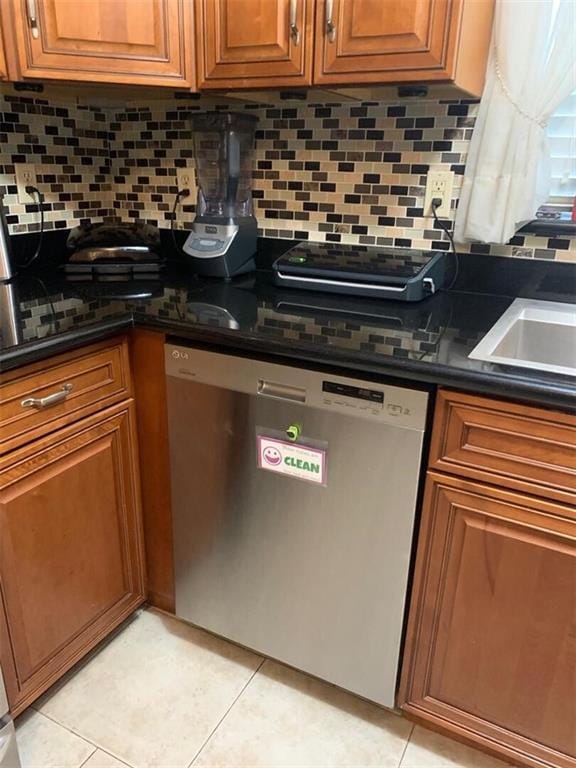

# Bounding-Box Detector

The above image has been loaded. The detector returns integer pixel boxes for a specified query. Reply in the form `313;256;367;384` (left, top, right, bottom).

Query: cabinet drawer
429;389;576;501
0;338;131;455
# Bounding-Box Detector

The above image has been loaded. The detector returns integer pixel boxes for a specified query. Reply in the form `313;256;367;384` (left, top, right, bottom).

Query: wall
110;97;575;263
1;86;574;263
0;88;114;235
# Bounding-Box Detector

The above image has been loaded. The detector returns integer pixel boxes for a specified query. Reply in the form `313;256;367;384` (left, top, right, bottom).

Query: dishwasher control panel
166;343;429;431
322;381;384;414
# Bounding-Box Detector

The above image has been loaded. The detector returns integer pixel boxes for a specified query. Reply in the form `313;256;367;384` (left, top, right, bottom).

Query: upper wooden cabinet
0;19;7;79
1;0;493;94
197;0;314;89
7;0;194;87
313;0;494;95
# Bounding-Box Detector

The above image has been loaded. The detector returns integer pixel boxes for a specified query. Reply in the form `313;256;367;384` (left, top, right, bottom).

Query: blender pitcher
183;112;259;278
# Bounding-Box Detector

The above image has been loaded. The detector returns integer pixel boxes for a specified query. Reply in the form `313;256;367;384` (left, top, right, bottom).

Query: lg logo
172;350;189;360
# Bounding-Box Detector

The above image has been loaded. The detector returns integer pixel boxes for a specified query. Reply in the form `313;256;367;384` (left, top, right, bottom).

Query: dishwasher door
166;344;428;708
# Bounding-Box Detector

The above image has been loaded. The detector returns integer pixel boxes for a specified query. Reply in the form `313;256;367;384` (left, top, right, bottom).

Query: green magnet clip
285;423;302;442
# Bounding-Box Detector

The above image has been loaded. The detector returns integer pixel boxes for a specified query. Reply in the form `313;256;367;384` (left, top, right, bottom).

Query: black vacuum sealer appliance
273;242;449;302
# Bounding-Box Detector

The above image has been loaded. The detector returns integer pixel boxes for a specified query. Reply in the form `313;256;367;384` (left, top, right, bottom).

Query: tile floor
16;609;513;768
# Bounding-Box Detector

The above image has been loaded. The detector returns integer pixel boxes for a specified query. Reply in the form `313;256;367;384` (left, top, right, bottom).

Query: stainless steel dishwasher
165;343;429;708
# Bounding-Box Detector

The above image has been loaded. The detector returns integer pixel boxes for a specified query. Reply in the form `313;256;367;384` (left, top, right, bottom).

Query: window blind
547;91;576;201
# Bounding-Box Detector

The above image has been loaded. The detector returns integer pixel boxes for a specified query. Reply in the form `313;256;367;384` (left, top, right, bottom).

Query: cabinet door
9;0;193;87
198;0;314;88
0;24;7;79
314;0;458;85
400;474;576;768
0;405;145;715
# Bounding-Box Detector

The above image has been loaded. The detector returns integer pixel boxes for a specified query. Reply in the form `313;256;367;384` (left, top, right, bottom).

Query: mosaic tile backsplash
0;90;114;233
1;88;574;263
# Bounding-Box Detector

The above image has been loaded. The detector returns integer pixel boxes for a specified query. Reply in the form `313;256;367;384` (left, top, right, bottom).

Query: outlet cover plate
176;167;194;193
15;164;37;204
423;170;454;217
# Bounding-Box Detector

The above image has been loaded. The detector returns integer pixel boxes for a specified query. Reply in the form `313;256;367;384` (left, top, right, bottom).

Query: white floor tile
81;750;130;768
37;610;263;768
400;726;512;768
194;659;413;767
16;710;95;768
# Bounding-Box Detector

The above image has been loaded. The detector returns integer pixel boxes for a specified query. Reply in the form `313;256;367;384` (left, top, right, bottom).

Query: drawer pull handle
21;383;73;409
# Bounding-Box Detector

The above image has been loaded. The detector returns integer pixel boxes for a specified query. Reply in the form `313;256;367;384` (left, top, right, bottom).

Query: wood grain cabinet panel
313;0;494;96
0;339;131;456
8;0;194;87
317;0;451;76
399;475;576;768
0;20;7;79
0;404;145;715
197;0;314;88
130;329;175;614
429;390;576;503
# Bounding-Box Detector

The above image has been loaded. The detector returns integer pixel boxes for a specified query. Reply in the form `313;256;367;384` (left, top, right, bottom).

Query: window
546;90;576;208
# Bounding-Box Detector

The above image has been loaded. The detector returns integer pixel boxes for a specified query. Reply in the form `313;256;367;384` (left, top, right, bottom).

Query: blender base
183;218;257;279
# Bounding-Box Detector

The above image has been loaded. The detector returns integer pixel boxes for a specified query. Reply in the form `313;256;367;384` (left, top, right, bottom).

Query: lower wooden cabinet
130;330;175;614
399;474;576;768
0;337;132;457
0;403;145;715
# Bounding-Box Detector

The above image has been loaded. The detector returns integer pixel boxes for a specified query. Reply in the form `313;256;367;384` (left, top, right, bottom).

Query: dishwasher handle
257;379;306;403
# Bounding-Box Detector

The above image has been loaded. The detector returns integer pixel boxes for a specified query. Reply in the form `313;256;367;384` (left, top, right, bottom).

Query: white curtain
454;0;576;245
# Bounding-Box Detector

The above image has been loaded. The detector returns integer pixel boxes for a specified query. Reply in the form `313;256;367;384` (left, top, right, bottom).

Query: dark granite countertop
1;241;575;411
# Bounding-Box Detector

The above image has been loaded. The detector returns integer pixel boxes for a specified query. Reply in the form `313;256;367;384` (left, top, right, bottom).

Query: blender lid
190;111;258;128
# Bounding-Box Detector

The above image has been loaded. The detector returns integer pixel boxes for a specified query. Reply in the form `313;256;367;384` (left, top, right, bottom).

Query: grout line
19;710;99;768
397;722;415;768
77;745;98;768
32;709;136;768
79;745;133;768
186;658;266;768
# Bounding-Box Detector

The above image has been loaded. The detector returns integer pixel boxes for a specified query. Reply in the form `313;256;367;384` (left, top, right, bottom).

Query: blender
183;112;259;279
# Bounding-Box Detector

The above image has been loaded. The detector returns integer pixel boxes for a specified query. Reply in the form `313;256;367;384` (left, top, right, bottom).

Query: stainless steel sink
469;299;576;377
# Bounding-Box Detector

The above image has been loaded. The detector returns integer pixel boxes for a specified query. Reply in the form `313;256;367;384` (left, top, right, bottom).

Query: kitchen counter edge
2;311;575;413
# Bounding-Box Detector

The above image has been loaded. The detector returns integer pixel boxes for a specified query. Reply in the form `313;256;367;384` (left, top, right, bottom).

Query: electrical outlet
15;164;37;204
176;167;193;193
423;170;454;217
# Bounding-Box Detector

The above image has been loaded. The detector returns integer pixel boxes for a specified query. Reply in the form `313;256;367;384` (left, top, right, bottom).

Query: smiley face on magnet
262;445;282;466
